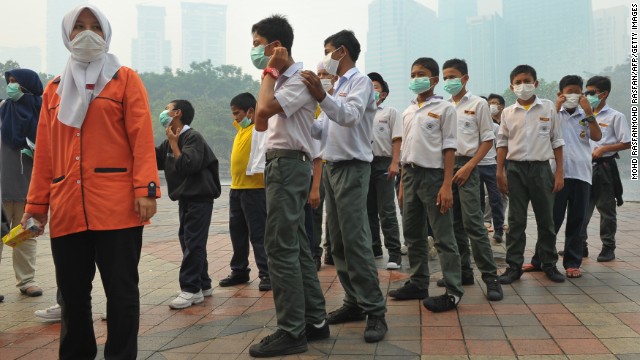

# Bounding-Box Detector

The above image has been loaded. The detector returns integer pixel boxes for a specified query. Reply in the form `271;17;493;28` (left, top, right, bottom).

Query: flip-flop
522;263;542;272
566;268;582;278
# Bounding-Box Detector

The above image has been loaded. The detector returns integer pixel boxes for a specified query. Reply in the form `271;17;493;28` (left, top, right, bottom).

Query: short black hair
171;99;195;125
559;75;583;92
480;95;488;101
487;93;505;106
324;30;361;62
412;57;439;77
230;92;256;112
251;14;294;55
442;58;468;75
510;64;537;83
367;72;389;93
586;75;612;93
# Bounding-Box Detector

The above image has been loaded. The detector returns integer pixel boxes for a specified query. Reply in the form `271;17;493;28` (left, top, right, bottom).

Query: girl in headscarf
0;68;44;298
21;5;161;359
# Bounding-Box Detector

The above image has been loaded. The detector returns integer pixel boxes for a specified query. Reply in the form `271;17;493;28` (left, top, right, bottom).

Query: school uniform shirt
230;122;264;190
311;67;376;162
478;122;499;166
267;62;318;159
371;105;403;157
26;67;160;238
448;92;495;157
496;97;564;161
548;107;593;184
401;96;457;169
590;104;631;157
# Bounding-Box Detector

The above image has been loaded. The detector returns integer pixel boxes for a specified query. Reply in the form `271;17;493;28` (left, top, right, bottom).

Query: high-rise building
438;0;478;62
502;0;594;84
181;2;226;69
366;0;438;111
467;14;508;96
132;5;171;73
593;5;629;72
46;0;88;75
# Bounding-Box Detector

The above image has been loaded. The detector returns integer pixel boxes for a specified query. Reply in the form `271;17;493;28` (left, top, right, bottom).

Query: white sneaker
169;291;204;309
400;245;408;255
428;236;438;260
202;288;213;297
35;304;61;321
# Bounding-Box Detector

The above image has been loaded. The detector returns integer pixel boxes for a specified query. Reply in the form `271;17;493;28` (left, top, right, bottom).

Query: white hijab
57;5;121;128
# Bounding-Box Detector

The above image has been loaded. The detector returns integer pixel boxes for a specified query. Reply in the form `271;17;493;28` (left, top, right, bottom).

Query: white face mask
563;93;581;109
322;48;344;76
513;83;536;101
70;30;107;62
490;104;500;116
320;78;333;91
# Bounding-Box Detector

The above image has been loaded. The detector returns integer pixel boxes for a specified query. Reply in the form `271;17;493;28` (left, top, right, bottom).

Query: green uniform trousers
367;156;402;257
325;161;386;316
505;161;558;270
583;161;618;250
453;156;498;281
264;156;326;336
402;165;464;297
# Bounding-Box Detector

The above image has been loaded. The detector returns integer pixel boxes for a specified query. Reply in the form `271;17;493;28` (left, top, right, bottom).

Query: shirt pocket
458;116;478;135
537;119;551;137
421;119;441;138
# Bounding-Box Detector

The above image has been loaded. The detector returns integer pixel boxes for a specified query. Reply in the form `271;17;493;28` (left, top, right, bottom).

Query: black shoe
499;267;523;284
485;279;504;301
324;255;334;265
249;329;308;357
388;281;428;300
327;305;366;324
373;248;383;259
305;320;330;341
0;294;4;302
386;254;402;270
219;273;250;287
364;315;388;343
423;293;459;313
258;276;272;291
493;232;503;243
583;245;589;257
314;256;321;272
544;267;566;283
597;248;615;262
436;274;475;287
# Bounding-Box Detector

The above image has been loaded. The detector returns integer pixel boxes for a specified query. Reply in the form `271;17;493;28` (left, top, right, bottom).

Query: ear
601;90;609;99
510;84;515;92
431;77;439;86
380;92;388;101
462;74;469;85
247;108;255;120
534;80;539;88
557;91;562;97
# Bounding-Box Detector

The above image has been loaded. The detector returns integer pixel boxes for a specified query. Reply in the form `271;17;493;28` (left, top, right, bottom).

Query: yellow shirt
230;122;264;189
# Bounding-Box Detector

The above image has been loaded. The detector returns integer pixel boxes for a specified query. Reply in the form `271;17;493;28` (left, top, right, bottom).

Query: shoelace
261;329;285;344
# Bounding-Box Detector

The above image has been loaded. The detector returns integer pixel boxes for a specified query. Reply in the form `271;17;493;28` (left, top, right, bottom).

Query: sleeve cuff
551;139;565;149
25;203;49;214
135;181;161;198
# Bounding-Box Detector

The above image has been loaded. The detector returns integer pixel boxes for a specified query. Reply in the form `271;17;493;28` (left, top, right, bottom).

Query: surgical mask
322;48;344;76
238;117;252;128
513;83;536;101
409;77;432;95
374;91;380;102
250;43;273;70
159;110;173;128
320;78;333;91
70;30;107;62
490;104;500;116
6;83;24;101
443;78;463;95
587;94;601;109
563;93;581;109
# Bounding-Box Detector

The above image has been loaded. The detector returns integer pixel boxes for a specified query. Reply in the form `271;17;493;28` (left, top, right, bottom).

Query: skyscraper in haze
132;5;171;73
46;0;87;75
365;0;437;111
593;6;630;72
181;2;226;69
438;0;478;61
467;14;507;96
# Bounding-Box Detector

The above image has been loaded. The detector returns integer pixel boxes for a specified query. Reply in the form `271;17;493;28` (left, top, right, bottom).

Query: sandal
522;263;542;272
566;268;582;278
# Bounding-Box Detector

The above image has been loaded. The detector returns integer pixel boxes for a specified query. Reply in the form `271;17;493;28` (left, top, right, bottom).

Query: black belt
373;156;391;161
265;149;309;162
326;159;369;168
593;153;619;165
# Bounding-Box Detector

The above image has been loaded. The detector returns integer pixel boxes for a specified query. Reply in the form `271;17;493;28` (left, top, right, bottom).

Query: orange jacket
25;66;161;238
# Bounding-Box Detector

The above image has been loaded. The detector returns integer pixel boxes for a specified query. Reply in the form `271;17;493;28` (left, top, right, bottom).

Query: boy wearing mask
496;65;565;285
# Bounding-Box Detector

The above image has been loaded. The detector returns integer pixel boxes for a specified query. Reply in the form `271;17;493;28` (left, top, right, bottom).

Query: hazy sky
0;0;632;78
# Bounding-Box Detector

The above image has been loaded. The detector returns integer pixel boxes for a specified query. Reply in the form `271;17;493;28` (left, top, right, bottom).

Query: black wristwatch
584;115;596;123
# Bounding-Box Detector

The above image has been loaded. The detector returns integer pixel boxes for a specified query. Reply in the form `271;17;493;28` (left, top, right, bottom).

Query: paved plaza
1;185;640;359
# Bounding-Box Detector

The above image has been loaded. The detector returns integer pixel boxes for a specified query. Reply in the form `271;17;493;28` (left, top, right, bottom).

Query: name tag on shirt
428;112;440;119
379;120;388;124
539;117;550;122
338;92;347;97
85;84;95;90
599;123;608;127
464;110;475;115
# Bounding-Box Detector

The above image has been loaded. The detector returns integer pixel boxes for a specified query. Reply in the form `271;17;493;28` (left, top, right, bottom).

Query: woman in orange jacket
21;5;160;359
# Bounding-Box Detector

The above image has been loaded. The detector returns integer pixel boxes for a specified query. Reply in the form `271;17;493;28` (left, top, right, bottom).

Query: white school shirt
479;122;499;166
448;92;495;157
371;105;403;157
267;62;318;159
496;97;564;161
590;104;631;157
551;107;593;184
311;67;376;162
246;128;267;175
401;96;457;169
